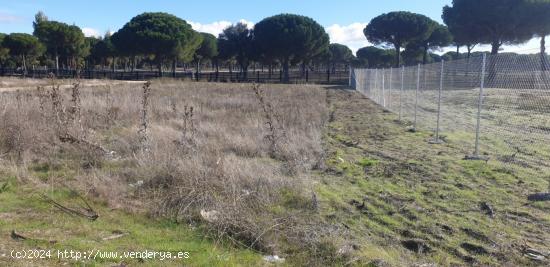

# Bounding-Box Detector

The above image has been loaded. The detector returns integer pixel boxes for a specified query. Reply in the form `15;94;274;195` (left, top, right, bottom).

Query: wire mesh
351;53;550;182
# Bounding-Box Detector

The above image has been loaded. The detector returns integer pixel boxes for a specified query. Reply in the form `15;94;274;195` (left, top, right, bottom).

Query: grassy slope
0;177;260;266
315;88;550;266
1;83;549;266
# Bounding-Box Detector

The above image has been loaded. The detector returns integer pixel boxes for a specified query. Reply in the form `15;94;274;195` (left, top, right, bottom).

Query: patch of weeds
460;242;488;255
0;175;16;194
293;238;348;266
357;157;379;168
0;182;8;193
1;185;261;266
29;161;73;181
280;188;313;210
326;149;365;179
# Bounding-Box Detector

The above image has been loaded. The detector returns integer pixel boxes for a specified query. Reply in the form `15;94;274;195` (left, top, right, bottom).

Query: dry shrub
0;78;331;257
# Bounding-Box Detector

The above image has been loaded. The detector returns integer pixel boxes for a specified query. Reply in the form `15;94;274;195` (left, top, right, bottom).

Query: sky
0;0;542;55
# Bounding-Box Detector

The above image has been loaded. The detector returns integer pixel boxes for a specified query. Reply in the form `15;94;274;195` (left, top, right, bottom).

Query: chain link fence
350;52;550;185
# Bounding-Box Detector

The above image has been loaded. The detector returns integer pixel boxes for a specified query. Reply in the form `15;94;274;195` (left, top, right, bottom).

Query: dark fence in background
0;68;350;85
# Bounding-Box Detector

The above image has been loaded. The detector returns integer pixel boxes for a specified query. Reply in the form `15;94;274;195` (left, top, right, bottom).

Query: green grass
0;177;260;267
311;89;550;266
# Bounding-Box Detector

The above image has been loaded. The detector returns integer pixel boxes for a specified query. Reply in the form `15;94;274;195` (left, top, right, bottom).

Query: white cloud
189;19;254;37
325;22;370;55
500;38;541;54
190;20;371;54
0;12;23;23
327;22;542;56
82;27;101;38
439;37;542;55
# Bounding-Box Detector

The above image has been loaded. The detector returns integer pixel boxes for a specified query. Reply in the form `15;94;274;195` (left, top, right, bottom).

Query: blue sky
0;0;540;54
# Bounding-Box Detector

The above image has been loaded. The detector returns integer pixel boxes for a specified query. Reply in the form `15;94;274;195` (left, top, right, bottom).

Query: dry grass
0;77;330;260
0;77;144;92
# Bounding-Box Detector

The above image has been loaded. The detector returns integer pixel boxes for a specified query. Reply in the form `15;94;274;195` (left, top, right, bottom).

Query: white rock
200;209;219;223
263;255;285;263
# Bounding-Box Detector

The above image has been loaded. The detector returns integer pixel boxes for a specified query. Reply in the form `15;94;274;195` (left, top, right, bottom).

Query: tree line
0;12;336;82
361;0;550;69
1;0;549;81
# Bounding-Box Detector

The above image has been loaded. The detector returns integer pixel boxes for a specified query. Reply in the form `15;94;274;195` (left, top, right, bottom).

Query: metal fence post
378;69;382;101
369;69;376;99
399;65;404;121
388;67;393;109
373;69;378;100
348;66;352;87
467;53;488;160
430;60;445;144
413;64;420;132
381;69;386;107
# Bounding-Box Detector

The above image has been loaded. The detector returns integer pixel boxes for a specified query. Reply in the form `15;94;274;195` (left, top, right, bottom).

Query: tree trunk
422;46;428;65
157;57;163;77
456;45;460;59
541;35;547;71
172;58;177;77
488;41;500;87
196;58;201;75
229;62;233;81
55;51;59;76
491;40;500;55
394;44;401;67
242;65;248;80
22;54;27;77
283;58;290;83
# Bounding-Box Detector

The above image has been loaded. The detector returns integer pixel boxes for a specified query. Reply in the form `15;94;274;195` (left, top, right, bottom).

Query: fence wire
351;53;550;182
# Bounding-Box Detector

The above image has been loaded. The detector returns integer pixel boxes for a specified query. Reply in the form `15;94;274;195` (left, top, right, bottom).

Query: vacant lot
0;78;548;266
0;78;328;266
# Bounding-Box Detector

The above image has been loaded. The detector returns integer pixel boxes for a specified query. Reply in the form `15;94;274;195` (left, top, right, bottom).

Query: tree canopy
2;6;549;74
442;0;532;55
3;33;44;58
254;13;329;82
408;23;452;64
33;14;88;70
0;33;9;67
89;33;116;67
525;0;550;38
523;0;550;69
112;12;202;74
442;3;482;57
364;11;436;67
328;43;354;65
217;22;254;76
2;33;44;73
196;32;218;61
193;32;218;73
356;46;396;68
